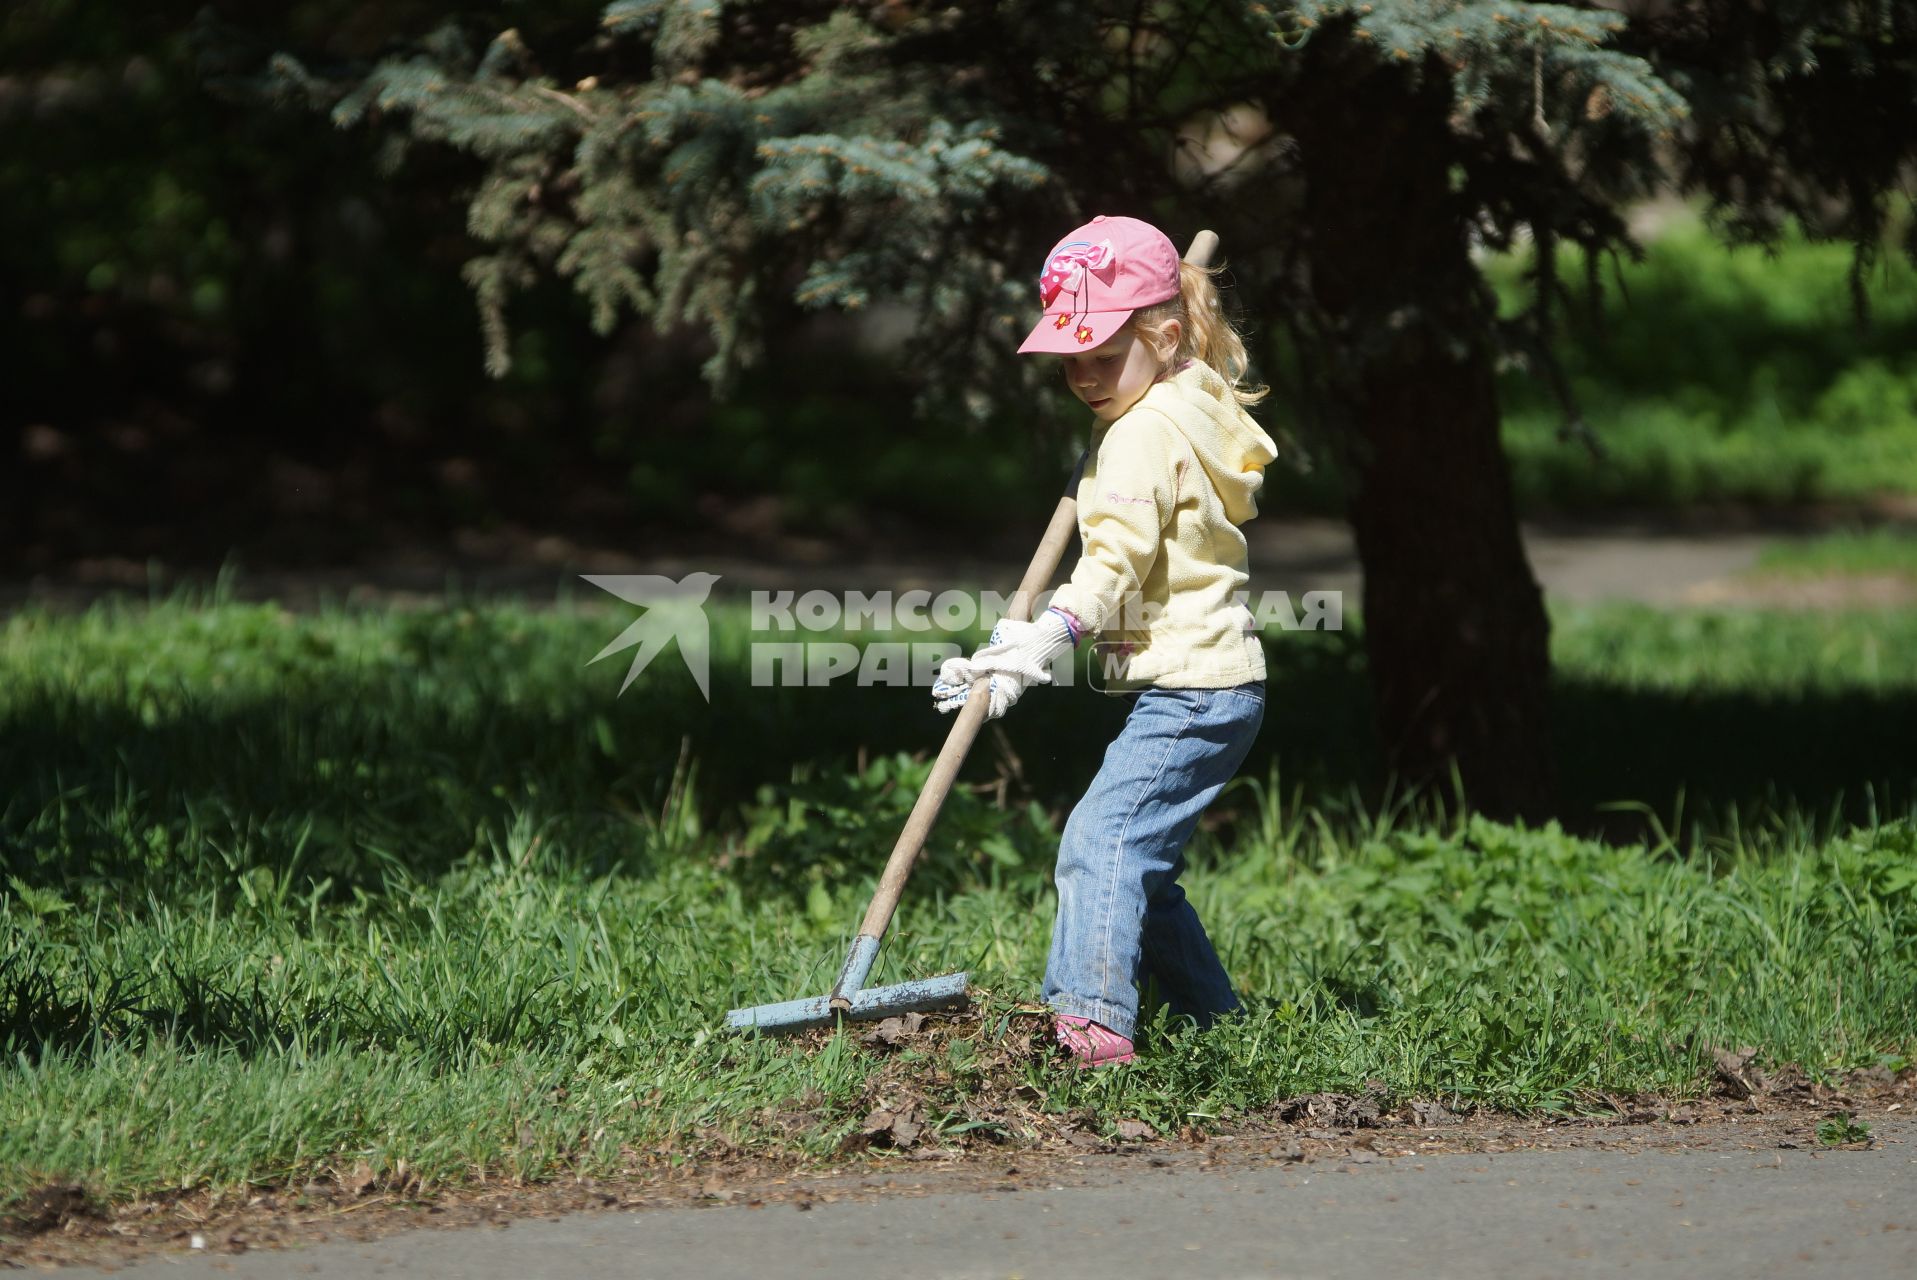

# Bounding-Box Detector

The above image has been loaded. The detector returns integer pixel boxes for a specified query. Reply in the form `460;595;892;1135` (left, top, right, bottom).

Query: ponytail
1132;261;1268;406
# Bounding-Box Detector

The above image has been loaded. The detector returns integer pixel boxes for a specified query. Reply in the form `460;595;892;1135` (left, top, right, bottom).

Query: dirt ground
6;1024;1910;1272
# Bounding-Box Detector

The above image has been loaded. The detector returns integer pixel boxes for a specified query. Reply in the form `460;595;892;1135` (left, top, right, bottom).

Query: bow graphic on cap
1038;239;1116;306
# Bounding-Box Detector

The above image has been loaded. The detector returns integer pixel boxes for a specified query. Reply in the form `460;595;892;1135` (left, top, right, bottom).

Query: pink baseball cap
1017;214;1182;354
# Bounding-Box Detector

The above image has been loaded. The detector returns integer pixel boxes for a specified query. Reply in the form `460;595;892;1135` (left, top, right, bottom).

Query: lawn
2;595;1914;1213
1258;215;1917;518
1493;215;1917;513
1751;528;1917;580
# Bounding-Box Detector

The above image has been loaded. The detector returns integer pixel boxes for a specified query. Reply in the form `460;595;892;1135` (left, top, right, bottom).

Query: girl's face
1060;321;1178;423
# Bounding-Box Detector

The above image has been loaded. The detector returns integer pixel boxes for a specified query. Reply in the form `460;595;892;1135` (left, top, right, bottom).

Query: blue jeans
1042;682;1264;1040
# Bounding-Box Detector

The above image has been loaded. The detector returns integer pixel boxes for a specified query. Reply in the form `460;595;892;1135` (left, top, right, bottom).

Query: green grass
1752;529;1917;579
1489;214;1917;513
1259;212;1917;517
2;595;1915;1213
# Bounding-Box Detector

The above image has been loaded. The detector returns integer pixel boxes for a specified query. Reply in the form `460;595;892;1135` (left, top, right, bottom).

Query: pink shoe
1055;1014;1135;1067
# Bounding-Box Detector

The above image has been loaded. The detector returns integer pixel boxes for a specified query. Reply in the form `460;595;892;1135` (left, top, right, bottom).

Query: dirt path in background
2;518;1869;615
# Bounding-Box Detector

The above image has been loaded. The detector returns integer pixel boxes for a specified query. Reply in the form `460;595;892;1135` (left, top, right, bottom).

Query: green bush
1491;214;1917;512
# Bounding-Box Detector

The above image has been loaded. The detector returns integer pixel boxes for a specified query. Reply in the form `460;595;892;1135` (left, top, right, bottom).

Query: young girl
932;215;1277;1066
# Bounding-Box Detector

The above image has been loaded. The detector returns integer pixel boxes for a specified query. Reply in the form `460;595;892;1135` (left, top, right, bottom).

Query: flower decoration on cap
1039;240;1116;307
1039;240;1121;347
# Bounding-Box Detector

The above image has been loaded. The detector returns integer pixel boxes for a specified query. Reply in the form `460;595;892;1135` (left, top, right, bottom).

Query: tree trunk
1291;55;1554;819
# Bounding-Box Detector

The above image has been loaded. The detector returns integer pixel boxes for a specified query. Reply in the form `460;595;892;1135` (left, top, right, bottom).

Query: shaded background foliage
3;0;1071;573
8;0;1914;569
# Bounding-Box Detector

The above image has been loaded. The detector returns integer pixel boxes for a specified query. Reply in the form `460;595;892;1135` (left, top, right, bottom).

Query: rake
725;229;1221;1034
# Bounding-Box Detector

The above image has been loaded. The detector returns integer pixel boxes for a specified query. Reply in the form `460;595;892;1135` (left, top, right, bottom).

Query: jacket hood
1135;360;1278;524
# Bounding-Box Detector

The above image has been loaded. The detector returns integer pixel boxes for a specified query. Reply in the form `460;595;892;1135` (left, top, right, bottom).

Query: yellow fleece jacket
1048;360;1278;690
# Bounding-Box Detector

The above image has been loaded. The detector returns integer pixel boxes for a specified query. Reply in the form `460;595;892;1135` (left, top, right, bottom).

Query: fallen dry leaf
860;1012;927;1049
1712;1045;1763;1100
1275;1092;1386;1129
1402;1100;1463;1127
860;1106;927;1149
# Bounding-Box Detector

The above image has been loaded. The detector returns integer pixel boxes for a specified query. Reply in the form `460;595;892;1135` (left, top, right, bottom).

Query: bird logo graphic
581;572;721;700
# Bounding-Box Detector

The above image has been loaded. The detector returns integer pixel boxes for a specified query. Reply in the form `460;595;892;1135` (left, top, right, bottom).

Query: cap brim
1017;308;1132;355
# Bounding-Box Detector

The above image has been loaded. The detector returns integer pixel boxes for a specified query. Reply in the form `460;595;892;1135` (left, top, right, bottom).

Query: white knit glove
931;609;1077;720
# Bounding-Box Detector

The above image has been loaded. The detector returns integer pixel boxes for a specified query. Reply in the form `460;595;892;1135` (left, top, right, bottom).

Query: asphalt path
80;1122;1916;1279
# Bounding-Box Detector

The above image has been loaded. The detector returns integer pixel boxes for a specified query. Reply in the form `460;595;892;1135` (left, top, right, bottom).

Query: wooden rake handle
846;229;1223;953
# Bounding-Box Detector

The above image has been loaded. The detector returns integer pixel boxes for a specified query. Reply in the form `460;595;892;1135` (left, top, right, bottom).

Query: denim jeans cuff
1046;993;1136;1042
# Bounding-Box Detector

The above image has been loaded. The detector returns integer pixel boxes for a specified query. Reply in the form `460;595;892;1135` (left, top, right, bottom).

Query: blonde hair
1130;261;1268;406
